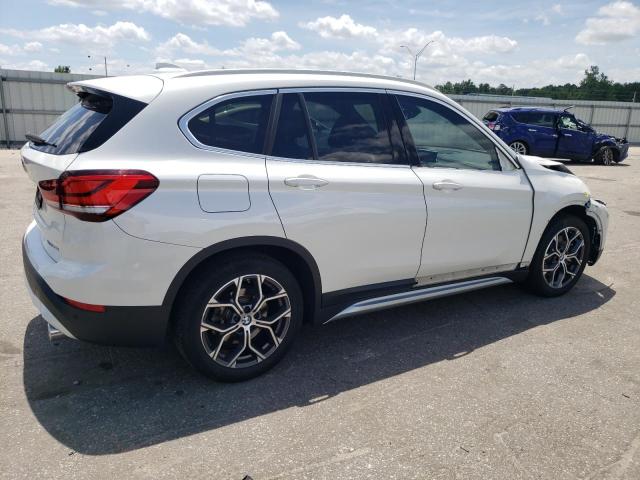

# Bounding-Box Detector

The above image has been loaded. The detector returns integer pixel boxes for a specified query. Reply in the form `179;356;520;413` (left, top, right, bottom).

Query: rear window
31;91;145;155
483;111;500;122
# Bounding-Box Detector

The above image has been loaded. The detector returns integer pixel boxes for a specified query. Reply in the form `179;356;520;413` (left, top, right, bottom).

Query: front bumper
617;141;630;161
23;236;169;347
586;198;609;264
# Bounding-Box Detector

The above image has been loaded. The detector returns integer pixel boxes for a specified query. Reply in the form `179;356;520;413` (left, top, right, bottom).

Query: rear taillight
64;297;106;313
38;170;159;222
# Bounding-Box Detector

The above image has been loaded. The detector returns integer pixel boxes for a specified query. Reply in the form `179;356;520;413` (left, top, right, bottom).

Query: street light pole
88;55;108;77
400;41;434;80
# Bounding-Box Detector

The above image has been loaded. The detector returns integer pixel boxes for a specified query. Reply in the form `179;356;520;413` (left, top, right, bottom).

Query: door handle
563;133;573;137
284;176;329;190
528;128;537;132
432;180;462;191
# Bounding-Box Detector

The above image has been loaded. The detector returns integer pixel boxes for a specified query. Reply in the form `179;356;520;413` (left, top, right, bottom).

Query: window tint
188;94;273;154
558;114;579;130
482;111;500;122
272;94;313;159
512;111;555;127
303;91;394;164
396;95;500;171
31;92;144;155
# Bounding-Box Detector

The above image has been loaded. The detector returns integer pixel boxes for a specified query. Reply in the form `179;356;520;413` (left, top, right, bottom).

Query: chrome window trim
386;89;521;169
279;87;387;94
266;154;412;169
178;89;277;158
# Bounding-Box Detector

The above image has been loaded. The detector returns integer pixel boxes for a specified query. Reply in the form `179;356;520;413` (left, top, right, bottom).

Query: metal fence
0;69;98;148
1;68;639;147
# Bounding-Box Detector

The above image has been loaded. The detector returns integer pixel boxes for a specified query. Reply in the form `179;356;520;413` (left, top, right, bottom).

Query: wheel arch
509;139;530;153
546;204;601;265
162;236;322;328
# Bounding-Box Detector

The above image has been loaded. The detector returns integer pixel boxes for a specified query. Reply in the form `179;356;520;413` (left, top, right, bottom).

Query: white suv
22;70;609;381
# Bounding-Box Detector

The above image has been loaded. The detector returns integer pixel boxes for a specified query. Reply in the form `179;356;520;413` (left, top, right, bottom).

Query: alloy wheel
509;141;527;155
542;227;585;289
601;148;614;166
200;274;291;368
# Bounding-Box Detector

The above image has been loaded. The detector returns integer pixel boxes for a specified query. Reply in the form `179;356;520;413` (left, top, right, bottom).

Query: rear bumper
23;235;169;347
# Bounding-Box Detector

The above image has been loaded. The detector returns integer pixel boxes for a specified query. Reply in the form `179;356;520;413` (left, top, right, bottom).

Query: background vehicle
483;107;629;165
22;70;608;381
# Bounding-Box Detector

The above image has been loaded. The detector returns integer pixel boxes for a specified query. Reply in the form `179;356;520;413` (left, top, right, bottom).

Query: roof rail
174;68;433;89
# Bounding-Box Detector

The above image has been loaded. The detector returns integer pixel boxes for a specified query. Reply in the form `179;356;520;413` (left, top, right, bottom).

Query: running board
325;276;512;323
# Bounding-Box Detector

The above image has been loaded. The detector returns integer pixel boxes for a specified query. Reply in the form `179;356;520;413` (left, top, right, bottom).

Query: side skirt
321;271;526;324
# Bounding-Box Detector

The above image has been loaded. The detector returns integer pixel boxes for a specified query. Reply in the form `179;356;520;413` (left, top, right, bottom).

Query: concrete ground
1;147;639;480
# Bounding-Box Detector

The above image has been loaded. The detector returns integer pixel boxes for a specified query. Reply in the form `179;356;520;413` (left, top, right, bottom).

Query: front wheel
596;146;615;165
509;141;528;155
174;254;303;382
525;215;590;297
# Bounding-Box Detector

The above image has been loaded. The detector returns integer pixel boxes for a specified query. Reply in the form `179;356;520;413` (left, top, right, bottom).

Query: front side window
303;91;395;164
271;94;313;160
396;95;500;171
187;94;273;154
559;114;579;130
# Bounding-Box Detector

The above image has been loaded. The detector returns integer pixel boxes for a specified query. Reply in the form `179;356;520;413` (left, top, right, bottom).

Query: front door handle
528;128;537;132
284;176;329;190
432;180;463;191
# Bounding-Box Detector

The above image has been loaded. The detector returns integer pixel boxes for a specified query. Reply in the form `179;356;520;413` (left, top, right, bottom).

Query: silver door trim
325;276;512;323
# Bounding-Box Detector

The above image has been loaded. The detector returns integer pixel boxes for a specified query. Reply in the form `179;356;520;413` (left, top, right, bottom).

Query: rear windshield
482;111;500;122
31;90;145;155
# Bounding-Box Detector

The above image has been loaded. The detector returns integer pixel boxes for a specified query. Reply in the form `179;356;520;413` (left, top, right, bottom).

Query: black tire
596;146;615;166
174;253;303;382
525;214;590;297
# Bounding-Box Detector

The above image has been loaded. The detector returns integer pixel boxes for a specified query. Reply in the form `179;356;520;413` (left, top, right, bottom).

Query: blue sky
0;0;638;86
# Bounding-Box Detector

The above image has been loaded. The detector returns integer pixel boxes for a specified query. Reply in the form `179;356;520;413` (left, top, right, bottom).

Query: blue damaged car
483;107;629;165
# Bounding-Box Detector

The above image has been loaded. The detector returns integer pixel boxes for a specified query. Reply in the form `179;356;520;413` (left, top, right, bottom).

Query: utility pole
87;55;108;77
400;41;435;80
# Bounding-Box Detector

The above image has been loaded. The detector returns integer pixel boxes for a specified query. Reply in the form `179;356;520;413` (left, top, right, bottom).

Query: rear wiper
25;133;57;148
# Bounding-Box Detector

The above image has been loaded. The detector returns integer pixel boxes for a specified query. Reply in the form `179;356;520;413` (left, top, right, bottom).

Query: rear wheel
596;146;615;166
174;254;303;382
525;215;590;297
509;141;528;155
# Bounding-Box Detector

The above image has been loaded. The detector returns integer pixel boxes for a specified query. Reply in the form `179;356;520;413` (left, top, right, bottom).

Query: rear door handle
284;176;329;190
528;128;537;132
432;180;462;191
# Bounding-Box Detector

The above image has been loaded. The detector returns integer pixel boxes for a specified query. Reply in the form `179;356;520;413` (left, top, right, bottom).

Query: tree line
435;66;638;103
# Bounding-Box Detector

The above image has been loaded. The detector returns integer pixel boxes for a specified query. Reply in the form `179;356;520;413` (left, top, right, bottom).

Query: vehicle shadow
23;275;615;455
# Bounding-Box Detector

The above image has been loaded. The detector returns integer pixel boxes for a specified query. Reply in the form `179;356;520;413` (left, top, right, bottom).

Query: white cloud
0;59;49;71
0;43;20;56
1;21;150;51
551;4;564;14
157;31;300;60
48;0;279;27
23;41;43;53
576;1;640;44
301;14;378;39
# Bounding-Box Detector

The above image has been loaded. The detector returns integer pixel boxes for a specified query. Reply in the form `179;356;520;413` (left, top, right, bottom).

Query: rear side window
512;111;555;127
303;91;395;164
272;94;313;160
187;94;273;154
31;92;145;155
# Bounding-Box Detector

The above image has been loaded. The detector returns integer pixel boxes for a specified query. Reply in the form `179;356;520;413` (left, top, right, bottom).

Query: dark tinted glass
32;93;111;155
188;94;273;154
513;111;555;127
483;111;499;122
303;92;394;164
272;94;313;159
397;95;500;171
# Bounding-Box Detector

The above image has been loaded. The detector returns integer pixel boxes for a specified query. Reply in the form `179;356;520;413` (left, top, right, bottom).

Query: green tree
54;65;71;73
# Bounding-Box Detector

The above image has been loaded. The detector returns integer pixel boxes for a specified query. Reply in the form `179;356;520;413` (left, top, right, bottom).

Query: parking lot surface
1;148;639;479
